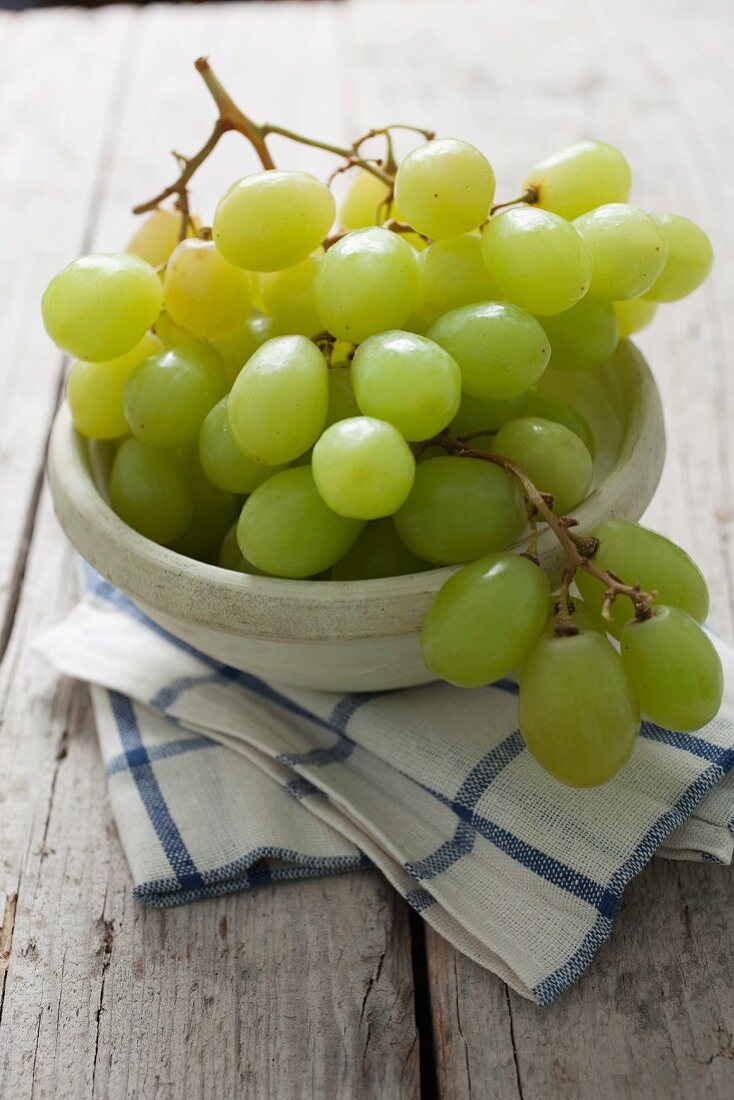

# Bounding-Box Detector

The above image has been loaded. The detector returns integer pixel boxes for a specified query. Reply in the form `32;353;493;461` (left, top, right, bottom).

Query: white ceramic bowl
48;341;665;691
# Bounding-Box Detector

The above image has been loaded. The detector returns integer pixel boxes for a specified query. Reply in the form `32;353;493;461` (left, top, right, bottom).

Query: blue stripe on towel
108;692;206;892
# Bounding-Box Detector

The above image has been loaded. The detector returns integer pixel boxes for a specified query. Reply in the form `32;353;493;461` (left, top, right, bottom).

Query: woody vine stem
133;57;656;630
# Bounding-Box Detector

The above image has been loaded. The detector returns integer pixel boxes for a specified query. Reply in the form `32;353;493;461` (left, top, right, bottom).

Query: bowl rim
48;339;666;626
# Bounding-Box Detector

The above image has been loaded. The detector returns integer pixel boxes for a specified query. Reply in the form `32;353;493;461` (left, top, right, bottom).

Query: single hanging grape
415;234;499;324
620;606;723;731
123;343;226;449
199;398;285;494
340;168;394;229
213;170;335;272
481;207;591;316
421;552;549;687
312;417;416;519
211;314;280;387
573;204;668;301
331;519;429;580
260;254;323;337
613;298;658;338
522;140;632;221
168;454;241;562
66;332;162;440
314;227;418;342
109;439;193;545
324;366;360;428
393;456;526;564
351;331;462;440
42;253;163;362
451;391;529;439
519;631;640;787
427;302;550;400
643;214;714;302
163;239;253;339
236;466;364;578
227;335;328;465
524;392;595;455
394;139;495;238
491;416;593;515
541;296;618;372
575;519;710;638
126;208;188;268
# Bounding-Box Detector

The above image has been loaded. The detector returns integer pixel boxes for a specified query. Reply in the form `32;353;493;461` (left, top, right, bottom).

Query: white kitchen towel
34;571;734;1004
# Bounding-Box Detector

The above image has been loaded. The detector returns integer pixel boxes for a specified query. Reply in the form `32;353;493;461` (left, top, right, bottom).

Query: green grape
331;519;428;580
312;417;415;519
213;170;335;272
393;456;526;564
613;298;657;338
237;466;364;578
211;313;280;388
199;398;285;493
66;332;162;440
394;139;495;238
351;331;462;440
451;391;529;436
481;207;591;316
573;204;668;300
522;140;632;221
110;439;193;545
124;343;226;449
427;302;549;400
314;227;418;342
227;335;328;464
621;606;723;732
260;254;323;337
218;522;266;574
415;234;499;324
421;552;549;687
155;310;198;349
324;366;360;427
42;253;163;362
644;214;714;302
340;169;393;229
575;519;710;639
519;631;640;787
126;209;185;268
541;296;618;371
524;392;595;454
169;459;240;562
163;239;253;339
542;595;606;635
490;416;593;515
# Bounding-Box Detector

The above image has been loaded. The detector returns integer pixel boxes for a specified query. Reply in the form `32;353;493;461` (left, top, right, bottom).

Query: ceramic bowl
48;340;665;691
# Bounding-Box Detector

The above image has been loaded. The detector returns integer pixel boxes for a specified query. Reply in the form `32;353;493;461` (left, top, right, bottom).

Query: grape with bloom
42;58;721;789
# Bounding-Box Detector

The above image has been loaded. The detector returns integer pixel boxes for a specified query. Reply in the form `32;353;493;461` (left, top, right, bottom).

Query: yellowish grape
66;332;162;440
522;140;632;221
163;239;253;339
394;139;495;238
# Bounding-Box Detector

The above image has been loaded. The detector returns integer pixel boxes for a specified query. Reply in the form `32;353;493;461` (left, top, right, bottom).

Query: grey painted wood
0;1;733;1097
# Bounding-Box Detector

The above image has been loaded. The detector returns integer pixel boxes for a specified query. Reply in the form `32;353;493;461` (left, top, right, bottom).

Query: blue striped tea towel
34;572;734;1004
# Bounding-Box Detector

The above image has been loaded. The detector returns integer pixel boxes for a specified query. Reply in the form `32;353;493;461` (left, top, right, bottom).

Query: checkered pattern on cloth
33;570;734;1004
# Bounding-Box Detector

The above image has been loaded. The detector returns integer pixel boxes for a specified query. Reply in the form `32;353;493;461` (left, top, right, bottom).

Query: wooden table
1;1;733;1095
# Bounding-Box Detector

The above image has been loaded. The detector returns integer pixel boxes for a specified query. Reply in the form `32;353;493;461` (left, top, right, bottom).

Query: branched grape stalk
421;429;657;629
133;58;434;238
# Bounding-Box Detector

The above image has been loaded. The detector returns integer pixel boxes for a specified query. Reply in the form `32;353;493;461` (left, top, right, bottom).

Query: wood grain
0;1;733;1097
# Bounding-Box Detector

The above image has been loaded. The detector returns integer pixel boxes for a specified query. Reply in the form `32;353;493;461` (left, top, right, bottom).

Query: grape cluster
42;60;722;787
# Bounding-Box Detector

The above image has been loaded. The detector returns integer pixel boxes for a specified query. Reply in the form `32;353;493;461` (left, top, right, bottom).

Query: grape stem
133;57;399;227
489;186;538;216
424;430;656;620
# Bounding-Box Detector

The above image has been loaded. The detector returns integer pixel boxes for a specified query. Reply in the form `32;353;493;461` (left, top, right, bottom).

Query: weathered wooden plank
0;6;137;651
0;5;421;1096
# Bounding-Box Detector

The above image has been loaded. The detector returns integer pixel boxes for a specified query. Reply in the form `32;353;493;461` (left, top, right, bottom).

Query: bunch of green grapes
41;70;721;788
